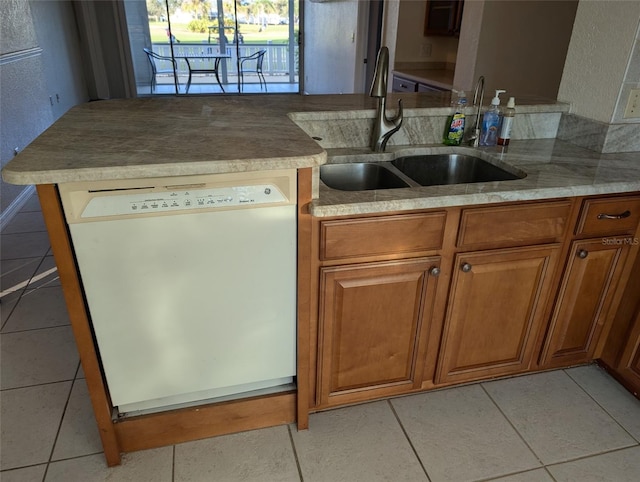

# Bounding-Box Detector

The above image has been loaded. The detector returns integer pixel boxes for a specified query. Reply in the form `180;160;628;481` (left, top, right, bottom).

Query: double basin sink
320;153;525;191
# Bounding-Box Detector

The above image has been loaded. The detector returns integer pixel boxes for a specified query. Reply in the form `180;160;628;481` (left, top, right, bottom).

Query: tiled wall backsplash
293;110;564;150
558;114;640;153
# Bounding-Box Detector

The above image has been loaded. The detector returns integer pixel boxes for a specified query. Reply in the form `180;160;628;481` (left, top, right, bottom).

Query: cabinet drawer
457;201;572;249
392;76;417;93
321;212;446;261
576;196;640;237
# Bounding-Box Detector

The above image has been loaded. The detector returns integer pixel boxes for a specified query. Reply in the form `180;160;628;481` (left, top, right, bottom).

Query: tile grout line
42;378;76;481
1;322;73;336
0;378;77;393
563;366;640;445
479;383;546;467
172;445;176;482
386;399;432;482
286;424;305;482
543;444;640;470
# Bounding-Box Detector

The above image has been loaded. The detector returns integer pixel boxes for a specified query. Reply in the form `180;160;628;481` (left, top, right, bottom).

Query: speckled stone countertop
2;93;566;185
3;93;638;217
312;140;640;217
392;69;455;91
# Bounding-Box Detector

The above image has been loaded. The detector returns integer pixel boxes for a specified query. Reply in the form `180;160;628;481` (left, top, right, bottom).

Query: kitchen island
3;93;640;466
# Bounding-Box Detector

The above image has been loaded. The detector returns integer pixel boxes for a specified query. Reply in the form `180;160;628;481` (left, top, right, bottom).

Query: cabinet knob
461;263;472;273
430;267;441;277
597;210;631;220
577;249;589;259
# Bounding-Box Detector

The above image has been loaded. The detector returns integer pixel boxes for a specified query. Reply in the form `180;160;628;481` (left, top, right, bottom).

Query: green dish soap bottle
443;90;467;146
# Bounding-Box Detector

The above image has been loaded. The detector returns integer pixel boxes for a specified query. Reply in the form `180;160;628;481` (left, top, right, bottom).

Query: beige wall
394;0;459;65
455;0;578;98
558;0;640;124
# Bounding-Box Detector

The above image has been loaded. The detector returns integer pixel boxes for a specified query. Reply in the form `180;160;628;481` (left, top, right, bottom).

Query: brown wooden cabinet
615;308;640;397
424;0;464;36
540;239;632;368
317;257;441;407
540;195;640;369
436;245;560;384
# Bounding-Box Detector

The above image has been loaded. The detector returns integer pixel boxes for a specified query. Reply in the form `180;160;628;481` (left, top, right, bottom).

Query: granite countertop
311;140;640;217
3;94;639;217
392;69;455;91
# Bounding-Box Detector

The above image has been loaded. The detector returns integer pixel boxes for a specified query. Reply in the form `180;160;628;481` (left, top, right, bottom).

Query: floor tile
391;384;540;482
28;256;61;289
0;326;79;389
547;446;640;482
0;257;41;304
0;464;47;482
483;370;637;464
45;448;173;482
290;401;427;482
18;194;42;213
2;286;69;333
0;231;50;260
487;468;554;481
51;379;103;461
1;297;19;329
1;210;46;234
566;364;640;441
175;425;299;481
0;382;72;470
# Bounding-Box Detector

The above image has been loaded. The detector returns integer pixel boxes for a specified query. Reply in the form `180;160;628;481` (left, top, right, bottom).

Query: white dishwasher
59;170;297;415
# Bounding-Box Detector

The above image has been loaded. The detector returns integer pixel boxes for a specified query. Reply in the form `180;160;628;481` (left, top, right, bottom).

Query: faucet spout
370;47;403;152
467;75;485;147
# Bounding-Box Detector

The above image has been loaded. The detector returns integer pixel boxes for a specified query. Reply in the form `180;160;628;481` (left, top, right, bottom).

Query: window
127;0;300;95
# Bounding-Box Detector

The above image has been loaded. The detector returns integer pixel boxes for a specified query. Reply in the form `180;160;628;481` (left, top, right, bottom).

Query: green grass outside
150;21;293;44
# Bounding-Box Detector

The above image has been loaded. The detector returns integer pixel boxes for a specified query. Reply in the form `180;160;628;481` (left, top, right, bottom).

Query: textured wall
558;0;640;123
1;0;88;213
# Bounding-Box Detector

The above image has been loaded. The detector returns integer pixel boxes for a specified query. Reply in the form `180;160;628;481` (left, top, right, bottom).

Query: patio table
182;54;231;93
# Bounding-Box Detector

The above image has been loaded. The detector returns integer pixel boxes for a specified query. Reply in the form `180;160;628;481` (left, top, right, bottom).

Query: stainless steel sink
392;154;523;186
320;163;410;191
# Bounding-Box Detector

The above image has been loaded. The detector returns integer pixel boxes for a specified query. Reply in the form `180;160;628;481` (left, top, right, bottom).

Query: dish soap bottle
442;90;467;146
498;97;516;146
479;89;506;146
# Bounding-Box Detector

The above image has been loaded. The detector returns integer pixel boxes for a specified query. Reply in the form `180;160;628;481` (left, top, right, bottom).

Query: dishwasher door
59;171;297;414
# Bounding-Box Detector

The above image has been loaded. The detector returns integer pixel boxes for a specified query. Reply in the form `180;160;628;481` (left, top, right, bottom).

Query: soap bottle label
498;117;514;145
443;113;465;145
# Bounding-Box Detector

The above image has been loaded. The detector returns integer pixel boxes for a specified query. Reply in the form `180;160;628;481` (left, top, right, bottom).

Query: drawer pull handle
400;83;407;88
597;210;631;220
430;267;441;277
577;249;589;259
461;263;472;273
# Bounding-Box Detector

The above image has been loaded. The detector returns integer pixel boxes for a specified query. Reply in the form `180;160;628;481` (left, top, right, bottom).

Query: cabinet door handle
430;267;441;277
597;210;631;220
577;249;589;259
400;83;407;88
461;263;472;273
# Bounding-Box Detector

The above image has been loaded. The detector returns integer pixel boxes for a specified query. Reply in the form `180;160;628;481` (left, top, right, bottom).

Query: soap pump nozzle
491;89;506;106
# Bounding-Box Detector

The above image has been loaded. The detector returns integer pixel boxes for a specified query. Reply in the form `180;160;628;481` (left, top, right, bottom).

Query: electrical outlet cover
624;89;640;119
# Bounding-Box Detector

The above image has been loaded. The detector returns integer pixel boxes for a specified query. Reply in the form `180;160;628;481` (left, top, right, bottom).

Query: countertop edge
2;153;328;186
309;182;640;217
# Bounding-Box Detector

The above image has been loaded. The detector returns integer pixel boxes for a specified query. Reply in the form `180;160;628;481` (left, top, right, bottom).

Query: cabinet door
424;1;464;36
541;239;631;368
616;309;640;397
317;258;440;407
436;245;560;384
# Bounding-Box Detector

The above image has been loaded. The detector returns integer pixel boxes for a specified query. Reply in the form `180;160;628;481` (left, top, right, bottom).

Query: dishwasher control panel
81;184;287;218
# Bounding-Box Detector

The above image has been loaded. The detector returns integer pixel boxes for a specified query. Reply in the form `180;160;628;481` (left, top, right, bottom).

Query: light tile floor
2;194;640;481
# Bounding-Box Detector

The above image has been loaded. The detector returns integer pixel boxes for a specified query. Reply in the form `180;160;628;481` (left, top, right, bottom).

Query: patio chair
143;48;178;93
239;49;267;93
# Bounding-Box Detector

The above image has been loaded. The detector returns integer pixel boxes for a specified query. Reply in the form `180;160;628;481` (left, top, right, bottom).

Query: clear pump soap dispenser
479;89;506;146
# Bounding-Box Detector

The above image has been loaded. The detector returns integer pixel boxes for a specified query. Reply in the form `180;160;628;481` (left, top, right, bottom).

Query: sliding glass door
126;0;300;95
